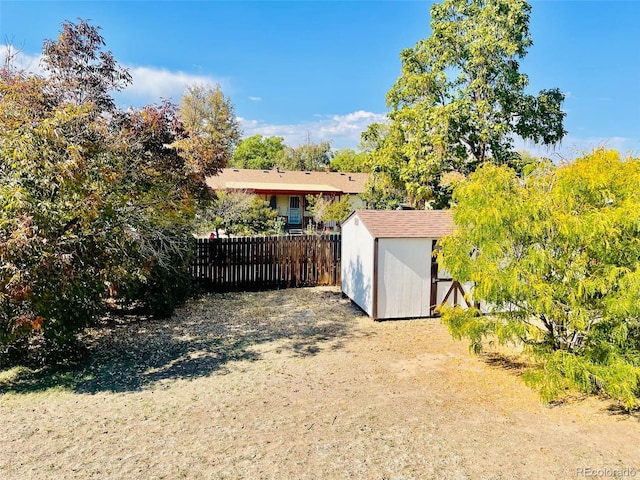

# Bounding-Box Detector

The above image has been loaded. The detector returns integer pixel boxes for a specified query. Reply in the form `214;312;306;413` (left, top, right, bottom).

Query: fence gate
191;234;341;291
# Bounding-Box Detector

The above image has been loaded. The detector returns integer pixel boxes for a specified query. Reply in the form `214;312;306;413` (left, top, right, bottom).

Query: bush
439;149;640;409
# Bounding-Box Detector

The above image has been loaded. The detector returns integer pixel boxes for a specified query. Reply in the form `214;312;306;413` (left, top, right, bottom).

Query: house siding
275;195;289;217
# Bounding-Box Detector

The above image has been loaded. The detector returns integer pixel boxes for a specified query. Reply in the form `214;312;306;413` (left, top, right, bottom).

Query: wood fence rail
191;234;341;291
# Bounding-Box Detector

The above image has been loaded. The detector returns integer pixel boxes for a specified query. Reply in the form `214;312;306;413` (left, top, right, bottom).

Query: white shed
341;210;473;320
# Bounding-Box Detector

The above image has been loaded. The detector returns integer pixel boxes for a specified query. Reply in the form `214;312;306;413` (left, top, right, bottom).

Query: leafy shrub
439;149;640;409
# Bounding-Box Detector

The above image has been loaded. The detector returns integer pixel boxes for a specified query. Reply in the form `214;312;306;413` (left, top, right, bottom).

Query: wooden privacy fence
191;234;341;291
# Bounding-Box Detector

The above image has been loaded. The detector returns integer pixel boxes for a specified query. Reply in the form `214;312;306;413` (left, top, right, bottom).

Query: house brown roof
350;210;455;239
206;168;368;194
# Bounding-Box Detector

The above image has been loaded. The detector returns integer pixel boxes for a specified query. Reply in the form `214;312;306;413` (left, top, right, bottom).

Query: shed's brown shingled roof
206;169;368;194
350;210;454;238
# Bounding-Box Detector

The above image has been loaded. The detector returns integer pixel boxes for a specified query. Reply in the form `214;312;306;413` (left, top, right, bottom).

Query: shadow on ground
0;288;367;395
481;352;640;417
605;404;640;418
481;352;529;375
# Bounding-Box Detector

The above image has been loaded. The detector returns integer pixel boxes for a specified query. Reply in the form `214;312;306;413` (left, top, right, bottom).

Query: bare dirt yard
1;287;639;480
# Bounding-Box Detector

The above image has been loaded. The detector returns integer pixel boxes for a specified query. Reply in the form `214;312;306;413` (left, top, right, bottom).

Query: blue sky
1;1;639;160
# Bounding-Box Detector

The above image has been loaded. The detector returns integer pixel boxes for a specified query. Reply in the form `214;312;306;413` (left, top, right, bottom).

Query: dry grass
1;287;639;479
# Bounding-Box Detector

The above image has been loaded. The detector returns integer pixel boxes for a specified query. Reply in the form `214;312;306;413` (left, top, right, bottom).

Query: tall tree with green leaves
195;192;280;237
438;149;640;409
279;136;333;171
359;122;389;153
305;194;353;228
329;148;370;173
370;0;566;209
230;135;286;170
174;83;241;176
358;123;408;209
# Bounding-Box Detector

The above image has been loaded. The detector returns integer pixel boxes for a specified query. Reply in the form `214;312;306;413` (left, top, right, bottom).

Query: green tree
279;137;333;171
305;194;353;228
230;135;286;170
329;149;370;173
358;123;408;209
363;125;415;209
196;192;280;237
508;149;540;176
174;83;241;175
370;0;566;208
438;149;640;409
359;122;389;153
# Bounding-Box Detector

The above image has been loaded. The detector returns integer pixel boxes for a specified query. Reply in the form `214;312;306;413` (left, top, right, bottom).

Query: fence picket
190;234;341;291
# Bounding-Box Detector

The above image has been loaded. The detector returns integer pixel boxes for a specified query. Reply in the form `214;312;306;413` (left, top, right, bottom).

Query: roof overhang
224;182;342;193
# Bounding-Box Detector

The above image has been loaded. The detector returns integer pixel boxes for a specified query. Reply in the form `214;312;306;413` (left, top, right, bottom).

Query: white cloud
122;66;225;104
239;110;388;149
248;96;262;101
515;135;639;161
0;45;44;74
0;45;225;106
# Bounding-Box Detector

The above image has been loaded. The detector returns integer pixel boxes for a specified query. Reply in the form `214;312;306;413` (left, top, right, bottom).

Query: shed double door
376;238;432;319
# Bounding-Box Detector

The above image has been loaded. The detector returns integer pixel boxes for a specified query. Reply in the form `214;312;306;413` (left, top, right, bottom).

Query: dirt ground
1;287;639;480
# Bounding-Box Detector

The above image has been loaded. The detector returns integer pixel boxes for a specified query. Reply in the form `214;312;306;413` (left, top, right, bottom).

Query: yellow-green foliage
439;149;640;409
305;194;353;225
197;192;279;237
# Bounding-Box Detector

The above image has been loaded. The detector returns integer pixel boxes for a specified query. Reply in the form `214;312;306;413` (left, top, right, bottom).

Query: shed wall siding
377;238;433;319
341;216;375;316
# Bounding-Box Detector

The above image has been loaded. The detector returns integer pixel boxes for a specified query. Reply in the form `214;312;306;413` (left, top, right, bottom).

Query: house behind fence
205;168;368;232
191;234;341;291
